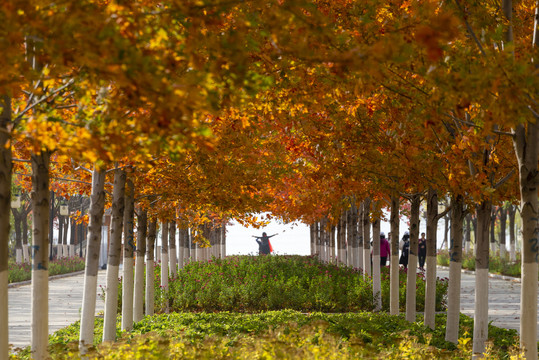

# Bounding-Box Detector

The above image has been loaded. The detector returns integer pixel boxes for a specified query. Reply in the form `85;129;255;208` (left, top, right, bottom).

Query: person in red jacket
380;232;391;266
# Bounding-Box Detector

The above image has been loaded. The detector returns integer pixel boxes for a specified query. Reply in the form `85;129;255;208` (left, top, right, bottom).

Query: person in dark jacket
399;232;410;268
253;232;277;255
418;232;427;270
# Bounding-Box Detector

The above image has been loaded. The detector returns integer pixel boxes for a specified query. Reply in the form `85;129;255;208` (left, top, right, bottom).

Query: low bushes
161;255;448;313
8;257;85;283
14;311;520;359
437;250;524;278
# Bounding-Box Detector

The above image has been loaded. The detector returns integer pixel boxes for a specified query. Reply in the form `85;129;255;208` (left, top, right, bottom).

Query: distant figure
418;232;427;270
399;232;410;268
380;232;391;267
253;232;277;255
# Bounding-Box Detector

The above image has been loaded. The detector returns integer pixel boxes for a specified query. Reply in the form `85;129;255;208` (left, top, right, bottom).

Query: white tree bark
0;95;11;360
146;220;157;316
445;194;466;344
30;151;50;360
389;195;400;316
362;198;372;278
406;194;420;323
160;221;169;312
424;188;439;329
103;169;125;342
372;215;381;311
473;200;492;357
79;168;106;353
169;221;177;276
121;180;135;331
513;120;539;360
133;210;147;323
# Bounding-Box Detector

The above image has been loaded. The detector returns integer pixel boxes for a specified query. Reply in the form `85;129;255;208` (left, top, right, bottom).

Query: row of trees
1;0;538;359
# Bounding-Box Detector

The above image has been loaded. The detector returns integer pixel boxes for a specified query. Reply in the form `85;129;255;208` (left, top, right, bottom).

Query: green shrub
11;311;522;359
8;257;85;283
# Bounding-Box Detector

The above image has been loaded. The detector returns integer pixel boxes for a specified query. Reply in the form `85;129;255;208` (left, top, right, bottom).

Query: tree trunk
389;194;400;315
499;205;508;259
513;120;539;360
473;200;492;357
406;194;420;323
30;151;50;359
464;213;472;254
310;223;316;255
490;208;497;254
146;219;157;316
508;205;517;262
102;169;125;342
346;209;353;267
443;212;450;250
11;208;23;263
178;227;185;269
319;218;326;262
169;221;177;276
424;188;439;329
160;221;169;311
79;167;106;353
133;209;147;323
362;198;371;277
372;214;381;311
0;95;12;360
316;220;322;261
445;194;466;343
121;180;135;331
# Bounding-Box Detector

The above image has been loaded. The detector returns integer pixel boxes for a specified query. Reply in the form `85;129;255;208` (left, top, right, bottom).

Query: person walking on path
418;232;427;270
380;232;391;266
253;232;277;255
399;232;410;269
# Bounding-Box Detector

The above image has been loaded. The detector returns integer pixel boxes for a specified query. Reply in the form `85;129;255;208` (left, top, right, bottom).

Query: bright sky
225;212;448;256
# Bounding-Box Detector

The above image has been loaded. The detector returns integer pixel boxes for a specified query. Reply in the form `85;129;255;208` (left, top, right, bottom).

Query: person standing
380;232;391;266
253;232;277;255
418;232;427;270
399;232;410;269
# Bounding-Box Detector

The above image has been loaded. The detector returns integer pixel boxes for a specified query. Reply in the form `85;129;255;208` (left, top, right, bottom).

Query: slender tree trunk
160;221;169;312
362;198;371;277
490;209;497;254
464;213;472;254
0;95;12;360
11;209;23;263
121;180;135;331
346;210;353;267
445;194;466;343
473;200;492;358
30;151;50;359
338;212;346;264
499;205;508;259
133;210;147;323
443;212;450;250
310;223;315;255
424;188;439;329
319;218;326;262
316;221;322;261
146;220;156;316
406;194;420;323
508;205;517;262
372;214;381;311
513;120;539;360
178;227;185;269
352;202;362;270
79;168;106;353
102;169;125;342
169;221;177;276
389;194;400;315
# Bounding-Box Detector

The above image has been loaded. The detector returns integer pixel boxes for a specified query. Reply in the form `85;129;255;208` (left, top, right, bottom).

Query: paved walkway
436;267;539;333
7;267;538;351
8;270;107;351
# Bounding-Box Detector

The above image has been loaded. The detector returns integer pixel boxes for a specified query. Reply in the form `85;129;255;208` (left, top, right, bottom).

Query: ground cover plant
161;255;448;313
437;251;525;278
8;257;85;283
11;311;522;359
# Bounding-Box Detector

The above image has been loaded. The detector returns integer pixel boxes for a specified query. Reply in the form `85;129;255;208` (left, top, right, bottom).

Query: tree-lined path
6;265;537;351
437;267;539;334
8;271;106;350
